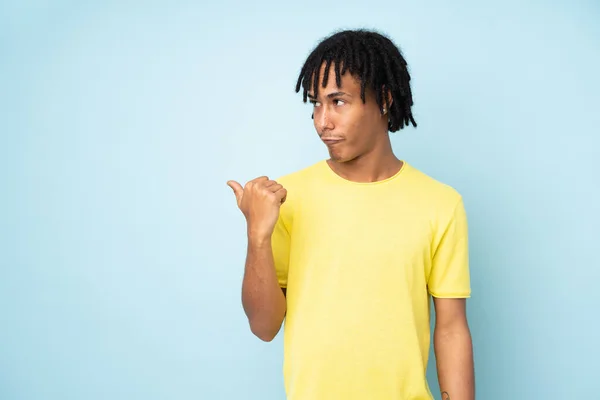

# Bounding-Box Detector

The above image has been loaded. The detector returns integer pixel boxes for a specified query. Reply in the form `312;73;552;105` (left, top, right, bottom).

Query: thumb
226;180;244;202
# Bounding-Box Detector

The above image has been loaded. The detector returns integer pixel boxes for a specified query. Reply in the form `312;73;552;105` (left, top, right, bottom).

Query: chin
328;146;358;163
328;151;345;163
329;153;354;163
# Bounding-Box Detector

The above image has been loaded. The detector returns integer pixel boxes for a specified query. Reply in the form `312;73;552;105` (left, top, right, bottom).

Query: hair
295;29;417;132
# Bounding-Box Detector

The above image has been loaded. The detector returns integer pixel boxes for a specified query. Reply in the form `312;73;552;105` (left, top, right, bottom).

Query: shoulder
404;163;462;198
272;160;324;217
273;160;324;188
402;162;465;214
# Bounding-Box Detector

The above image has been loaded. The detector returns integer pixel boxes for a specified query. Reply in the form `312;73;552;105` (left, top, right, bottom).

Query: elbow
249;319;282;342
434;322;472;351
435;317;471;337
255;331;277;342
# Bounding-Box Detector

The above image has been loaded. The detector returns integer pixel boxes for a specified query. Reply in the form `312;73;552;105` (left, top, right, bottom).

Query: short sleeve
271;204;291;288
428;197;471;298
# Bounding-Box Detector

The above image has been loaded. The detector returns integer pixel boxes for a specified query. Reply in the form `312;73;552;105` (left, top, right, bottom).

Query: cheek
346;114;370;140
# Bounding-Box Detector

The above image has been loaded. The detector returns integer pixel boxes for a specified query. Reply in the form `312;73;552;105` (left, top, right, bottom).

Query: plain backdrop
1;1;599;399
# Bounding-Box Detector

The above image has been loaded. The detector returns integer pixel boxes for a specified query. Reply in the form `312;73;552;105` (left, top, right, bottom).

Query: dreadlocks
295;29;417;132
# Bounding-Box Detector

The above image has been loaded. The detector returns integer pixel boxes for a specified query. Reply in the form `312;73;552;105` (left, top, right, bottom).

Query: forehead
308;62;361;96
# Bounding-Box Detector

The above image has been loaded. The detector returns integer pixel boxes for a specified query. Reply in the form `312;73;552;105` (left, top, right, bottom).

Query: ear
382;85;393;111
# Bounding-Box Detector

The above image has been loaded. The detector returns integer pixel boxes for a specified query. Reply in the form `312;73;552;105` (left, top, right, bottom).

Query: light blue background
1;1;599;399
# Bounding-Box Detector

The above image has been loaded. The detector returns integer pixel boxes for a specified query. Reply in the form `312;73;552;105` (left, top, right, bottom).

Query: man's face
307;63;387;163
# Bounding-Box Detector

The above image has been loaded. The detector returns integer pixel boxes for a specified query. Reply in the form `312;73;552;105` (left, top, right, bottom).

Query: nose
316;106;334;134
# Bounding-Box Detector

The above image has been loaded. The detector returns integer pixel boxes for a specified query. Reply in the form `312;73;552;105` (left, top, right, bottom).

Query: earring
382;108;387;114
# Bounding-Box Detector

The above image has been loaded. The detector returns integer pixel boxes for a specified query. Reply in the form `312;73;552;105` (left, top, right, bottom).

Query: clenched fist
227;176;287;239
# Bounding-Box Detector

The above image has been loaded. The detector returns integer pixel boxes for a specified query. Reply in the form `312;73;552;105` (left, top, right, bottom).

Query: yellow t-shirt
271;159;471;400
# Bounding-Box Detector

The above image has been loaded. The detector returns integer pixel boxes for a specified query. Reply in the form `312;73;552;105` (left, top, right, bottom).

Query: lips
322;138;344;145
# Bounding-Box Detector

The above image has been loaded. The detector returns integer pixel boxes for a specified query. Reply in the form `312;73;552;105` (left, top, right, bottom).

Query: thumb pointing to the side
226;180;244;205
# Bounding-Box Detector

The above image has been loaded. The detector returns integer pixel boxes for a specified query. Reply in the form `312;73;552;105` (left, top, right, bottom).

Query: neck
327;136;403;183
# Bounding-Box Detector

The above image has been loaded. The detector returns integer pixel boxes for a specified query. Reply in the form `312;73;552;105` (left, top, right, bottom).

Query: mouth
322;138;344;145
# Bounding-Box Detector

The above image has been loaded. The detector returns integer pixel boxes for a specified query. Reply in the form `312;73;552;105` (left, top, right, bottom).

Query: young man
227;29;474;400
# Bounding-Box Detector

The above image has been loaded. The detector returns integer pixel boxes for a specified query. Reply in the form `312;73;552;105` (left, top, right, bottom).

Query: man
227;29;474;400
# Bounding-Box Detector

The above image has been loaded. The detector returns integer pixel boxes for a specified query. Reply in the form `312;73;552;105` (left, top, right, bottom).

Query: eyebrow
307;91;351;100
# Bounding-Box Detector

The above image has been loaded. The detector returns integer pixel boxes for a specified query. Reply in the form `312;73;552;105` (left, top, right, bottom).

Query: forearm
434;324;475;400
241;235;287;342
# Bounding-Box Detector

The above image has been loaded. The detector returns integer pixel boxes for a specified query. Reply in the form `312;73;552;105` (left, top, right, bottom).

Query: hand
227;176;287;239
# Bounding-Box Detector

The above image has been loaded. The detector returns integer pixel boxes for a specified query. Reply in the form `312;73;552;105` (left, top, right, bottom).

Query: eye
309;100;321;107
333;99;345;106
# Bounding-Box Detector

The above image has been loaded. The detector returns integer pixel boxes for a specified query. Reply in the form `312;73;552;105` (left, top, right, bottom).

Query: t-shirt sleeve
271;203;291;288
428;196;471;298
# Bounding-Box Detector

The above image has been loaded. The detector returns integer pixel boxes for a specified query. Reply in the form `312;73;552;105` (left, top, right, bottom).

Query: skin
434;297;475;400
228;62;474;399
309;63;402;183
226;176;287;341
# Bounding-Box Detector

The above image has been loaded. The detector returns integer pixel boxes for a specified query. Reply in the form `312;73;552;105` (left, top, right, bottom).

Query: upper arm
272;186;292;289
433;297;468;331
427;196;471;298
272;217;290;288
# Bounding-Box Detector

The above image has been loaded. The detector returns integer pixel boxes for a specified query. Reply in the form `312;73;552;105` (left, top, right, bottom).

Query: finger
275;188;287;204
268;183;283;192
226;180;244;202
246;176;269;190
263;180;278;188
250;176;269;183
